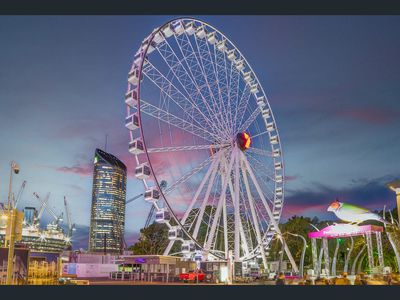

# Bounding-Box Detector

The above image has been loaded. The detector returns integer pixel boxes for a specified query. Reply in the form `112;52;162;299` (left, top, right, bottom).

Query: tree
128;223;170;255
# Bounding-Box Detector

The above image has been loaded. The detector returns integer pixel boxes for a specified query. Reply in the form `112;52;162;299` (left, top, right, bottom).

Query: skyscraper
89;148;127;254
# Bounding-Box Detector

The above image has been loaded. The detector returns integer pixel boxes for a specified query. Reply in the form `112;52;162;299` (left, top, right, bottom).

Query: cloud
282;173;399;221
55;164;93;176
336;107;400;125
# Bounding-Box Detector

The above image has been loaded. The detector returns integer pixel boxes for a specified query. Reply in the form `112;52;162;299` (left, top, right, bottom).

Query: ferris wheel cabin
128;68;142;85
275;175;283;183
181;241;195;254
274;161;282;170
270;135;279;145
256;96;266;107
185;21;196;35
144;188;160;203
207;32;217;44
227;49;236;62
129;138;144;155
125;114;139;131
196;25;207;39
125;90;138;108
171;20;185;35
235;59;245;71
135;163;151;180
216;40;227;52
168;226;183;240
155;209;171;224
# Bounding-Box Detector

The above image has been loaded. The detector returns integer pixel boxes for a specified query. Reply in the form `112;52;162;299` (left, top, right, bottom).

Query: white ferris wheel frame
125;17;297;271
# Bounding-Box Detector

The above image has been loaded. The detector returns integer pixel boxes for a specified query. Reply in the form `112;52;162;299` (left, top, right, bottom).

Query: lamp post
286;232;307;278
6;161;20;285
387;180;400;225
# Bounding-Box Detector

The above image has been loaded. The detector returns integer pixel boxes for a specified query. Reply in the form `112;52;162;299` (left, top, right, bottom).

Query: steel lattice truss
124;18;297;271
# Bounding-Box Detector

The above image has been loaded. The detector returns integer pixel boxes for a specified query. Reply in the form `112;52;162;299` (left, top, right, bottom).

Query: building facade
89;149;127;254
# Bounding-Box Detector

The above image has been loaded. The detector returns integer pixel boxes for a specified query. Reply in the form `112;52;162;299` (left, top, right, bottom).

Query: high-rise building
89;148;127;254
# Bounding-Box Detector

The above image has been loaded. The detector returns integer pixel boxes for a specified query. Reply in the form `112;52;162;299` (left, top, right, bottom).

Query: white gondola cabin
172;20;185;35
275;175;283;183
162;24;174;38
243;71;252;83
266;122;275;132
125;114;139;131
181;241;195;253
216;40;227;52
153;30;165;44
133;51;143;67
235;59;244;71
274;161;282;170
274;201;282;209
128;67;141;85
168;226;183;240
144;188;160;202
125;90;138;108
275;187;283;197
250;83;259;94
272;149;281;157
155;209;171;224
185;21;196;35
262;109;270;120
256;96;266;107
135;163;151;180
270;135;279;145
196;25;207;39
128;138;144;155
207;32;217;44
194;251;203;261
227;49;236;61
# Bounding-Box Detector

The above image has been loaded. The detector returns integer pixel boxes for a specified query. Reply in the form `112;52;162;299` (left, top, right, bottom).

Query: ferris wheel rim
127;17;285;262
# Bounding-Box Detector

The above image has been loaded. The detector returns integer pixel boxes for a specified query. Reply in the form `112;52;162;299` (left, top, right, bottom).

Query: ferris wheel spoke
147;144;220;153
140;100;219;143
250;130;268;139
142;61;215;130
246;146;273;157
228;63;241;133
237;105;261;133
241;156;268;268
174;30;231;137
235;85;253;133
163;155;214;196
213;44;233;131
246;153;275;183
225;158;250;258
193;32;232;135
156;39;224;136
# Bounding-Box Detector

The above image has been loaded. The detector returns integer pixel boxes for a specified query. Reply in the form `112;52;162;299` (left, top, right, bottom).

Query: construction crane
36;192;51;222
13;180;27;209
63;196;76;237
33;192;63;226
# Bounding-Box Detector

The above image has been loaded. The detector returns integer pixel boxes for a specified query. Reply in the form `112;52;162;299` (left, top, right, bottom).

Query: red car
179;270;206;282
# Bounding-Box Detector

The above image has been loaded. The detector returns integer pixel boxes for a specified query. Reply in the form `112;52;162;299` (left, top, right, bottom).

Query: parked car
179;270;206;282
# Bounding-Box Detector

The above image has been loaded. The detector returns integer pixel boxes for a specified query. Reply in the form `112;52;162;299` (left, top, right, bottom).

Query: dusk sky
1;16;399;249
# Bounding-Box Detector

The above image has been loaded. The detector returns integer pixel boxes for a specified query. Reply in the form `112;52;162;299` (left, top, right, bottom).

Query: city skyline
0;16;399;249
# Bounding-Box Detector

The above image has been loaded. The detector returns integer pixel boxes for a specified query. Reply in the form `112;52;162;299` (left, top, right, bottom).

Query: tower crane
33;192;63;226
13;180;27;209
63;196;76;238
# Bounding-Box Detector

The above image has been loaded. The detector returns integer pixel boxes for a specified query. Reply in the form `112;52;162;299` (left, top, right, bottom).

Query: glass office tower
89;148;127;253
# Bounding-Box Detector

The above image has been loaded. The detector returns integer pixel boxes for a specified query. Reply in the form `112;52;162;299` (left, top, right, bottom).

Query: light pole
6;160;20;285
387;180;400;225
286;232;307;278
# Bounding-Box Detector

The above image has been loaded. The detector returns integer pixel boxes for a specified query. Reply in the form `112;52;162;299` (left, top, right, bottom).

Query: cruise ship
0;205;73;254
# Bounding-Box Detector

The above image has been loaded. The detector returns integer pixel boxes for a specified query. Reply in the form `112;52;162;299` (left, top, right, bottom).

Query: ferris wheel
125;18;295;269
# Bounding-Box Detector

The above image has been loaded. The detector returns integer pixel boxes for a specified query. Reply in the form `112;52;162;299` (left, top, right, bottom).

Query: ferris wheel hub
236;132;252;151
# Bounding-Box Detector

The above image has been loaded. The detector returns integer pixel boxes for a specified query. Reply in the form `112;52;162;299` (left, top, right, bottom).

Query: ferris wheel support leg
204;149;236;258
234;147;241;261
163;156;220;256
240;151;299;273
241;156;268;271
226;161;250;258
192;157;221;239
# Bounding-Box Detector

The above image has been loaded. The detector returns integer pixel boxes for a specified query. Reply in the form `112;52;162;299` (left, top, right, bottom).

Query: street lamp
286;232;307;278
6;160;20;285
387;180;400;225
